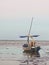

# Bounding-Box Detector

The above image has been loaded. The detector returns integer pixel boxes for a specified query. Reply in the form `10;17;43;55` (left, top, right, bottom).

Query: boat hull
23;44;41;53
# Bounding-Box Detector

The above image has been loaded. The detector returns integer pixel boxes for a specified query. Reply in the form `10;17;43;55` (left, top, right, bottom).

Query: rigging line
28;17;33;35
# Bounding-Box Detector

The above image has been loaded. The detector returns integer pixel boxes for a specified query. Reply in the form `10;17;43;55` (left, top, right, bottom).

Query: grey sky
0;0;49;40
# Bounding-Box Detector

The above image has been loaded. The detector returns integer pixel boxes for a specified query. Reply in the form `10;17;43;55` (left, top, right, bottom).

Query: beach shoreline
0;40;49;65
0;40;49;46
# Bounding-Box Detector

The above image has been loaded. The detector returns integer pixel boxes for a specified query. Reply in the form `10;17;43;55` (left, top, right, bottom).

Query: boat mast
28;17;33;35
27;17;33;44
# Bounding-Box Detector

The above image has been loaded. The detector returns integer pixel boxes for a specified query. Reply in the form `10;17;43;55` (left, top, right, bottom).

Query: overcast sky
0;0;49;40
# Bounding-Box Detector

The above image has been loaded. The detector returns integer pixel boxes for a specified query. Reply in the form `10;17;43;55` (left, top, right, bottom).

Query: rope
28;17;33;35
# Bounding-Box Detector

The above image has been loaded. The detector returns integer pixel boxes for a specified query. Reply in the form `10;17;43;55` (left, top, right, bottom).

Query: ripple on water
0;45;49;65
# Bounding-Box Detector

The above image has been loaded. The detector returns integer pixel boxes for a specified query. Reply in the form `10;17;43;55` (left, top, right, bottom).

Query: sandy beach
0;40;49;65
0;61;20;65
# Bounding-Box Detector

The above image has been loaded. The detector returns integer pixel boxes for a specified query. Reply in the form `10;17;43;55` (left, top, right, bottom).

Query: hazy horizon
0;0;49;40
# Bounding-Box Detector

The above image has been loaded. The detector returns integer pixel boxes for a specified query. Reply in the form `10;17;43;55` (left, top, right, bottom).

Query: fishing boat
20;17;41;53
20;35;40;53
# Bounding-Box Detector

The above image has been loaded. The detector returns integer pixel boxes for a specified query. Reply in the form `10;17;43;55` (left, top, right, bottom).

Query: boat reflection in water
23;48;40;58
21;50;40;65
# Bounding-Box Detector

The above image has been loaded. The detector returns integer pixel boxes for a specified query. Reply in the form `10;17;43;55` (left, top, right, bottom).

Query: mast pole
27;17;33;44
28;17;33;35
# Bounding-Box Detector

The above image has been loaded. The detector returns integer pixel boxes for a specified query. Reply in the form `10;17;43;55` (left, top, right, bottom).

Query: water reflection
23;51;40;58
20;46;49;65
20;51;47;65
0;45;49;65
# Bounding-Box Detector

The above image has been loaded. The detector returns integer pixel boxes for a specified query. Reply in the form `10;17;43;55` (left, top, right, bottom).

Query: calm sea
0;40;49;65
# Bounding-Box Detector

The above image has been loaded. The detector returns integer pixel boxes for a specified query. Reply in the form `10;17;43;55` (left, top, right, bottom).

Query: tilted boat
20;17;41;54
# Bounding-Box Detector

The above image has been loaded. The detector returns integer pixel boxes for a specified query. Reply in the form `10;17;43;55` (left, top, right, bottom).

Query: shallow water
0;46;23;61
0;43;49;65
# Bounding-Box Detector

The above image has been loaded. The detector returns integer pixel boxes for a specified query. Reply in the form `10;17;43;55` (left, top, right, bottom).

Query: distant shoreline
0;40;49;46
0;40;49;42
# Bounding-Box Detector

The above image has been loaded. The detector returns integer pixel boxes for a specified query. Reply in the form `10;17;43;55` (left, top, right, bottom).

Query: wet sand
0;61;20;65
0;40;49;65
